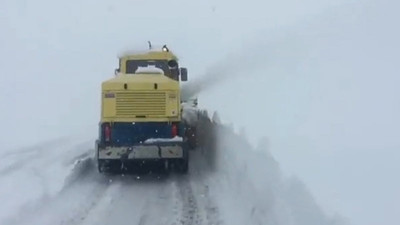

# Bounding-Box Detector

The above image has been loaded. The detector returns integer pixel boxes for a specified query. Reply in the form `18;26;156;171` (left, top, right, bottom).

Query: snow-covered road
0;121;342;225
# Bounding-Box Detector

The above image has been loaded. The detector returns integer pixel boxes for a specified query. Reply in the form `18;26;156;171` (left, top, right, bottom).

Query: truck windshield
126;60;170;75
126;60;179;80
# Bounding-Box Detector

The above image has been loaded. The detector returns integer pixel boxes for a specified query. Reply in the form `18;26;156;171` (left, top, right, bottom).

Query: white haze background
0;0;399;225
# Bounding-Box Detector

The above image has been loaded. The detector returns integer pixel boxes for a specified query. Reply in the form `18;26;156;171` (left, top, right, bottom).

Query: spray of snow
181;32;307;100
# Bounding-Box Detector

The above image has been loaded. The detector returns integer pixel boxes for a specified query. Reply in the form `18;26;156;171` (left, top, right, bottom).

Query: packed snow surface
0;120;343;225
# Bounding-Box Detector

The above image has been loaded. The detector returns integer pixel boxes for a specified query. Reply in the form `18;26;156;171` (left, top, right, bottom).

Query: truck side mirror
180;68;188;81
114;68;120;75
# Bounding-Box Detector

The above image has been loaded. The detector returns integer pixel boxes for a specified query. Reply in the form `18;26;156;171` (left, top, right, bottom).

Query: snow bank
193;115;347;225
0;138;93;224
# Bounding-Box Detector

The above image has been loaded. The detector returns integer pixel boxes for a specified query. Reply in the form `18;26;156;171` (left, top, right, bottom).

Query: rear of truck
95;49;189;173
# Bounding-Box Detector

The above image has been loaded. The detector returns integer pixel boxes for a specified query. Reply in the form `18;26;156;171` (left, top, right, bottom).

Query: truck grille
115;92;166;117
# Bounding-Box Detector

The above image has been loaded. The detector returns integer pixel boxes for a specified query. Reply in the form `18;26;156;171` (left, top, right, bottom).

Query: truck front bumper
97;142;184;160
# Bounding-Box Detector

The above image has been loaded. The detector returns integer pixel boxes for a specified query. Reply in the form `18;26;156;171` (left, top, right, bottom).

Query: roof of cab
119;49;178;61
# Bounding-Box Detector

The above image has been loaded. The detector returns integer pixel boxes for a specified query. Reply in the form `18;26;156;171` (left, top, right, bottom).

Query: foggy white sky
1;0;399;225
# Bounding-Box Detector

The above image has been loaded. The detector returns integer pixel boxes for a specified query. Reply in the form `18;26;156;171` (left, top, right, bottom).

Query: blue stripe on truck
100;122;178;146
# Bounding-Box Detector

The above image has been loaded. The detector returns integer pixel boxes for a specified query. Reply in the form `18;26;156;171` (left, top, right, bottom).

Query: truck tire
98;159;106;173
174;159;188;174
176;151;189;174
178;159;188;174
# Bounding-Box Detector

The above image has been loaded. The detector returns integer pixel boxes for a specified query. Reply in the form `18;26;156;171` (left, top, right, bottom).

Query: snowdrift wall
193;110;346;225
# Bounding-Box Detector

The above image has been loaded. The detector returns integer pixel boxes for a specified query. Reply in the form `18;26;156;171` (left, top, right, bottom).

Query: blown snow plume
181;32;308;100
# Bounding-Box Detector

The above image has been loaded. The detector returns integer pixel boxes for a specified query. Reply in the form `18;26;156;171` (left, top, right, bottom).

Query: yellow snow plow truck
95;45;193;174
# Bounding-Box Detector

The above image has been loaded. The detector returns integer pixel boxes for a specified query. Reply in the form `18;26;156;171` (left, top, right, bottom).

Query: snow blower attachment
95;45;197;174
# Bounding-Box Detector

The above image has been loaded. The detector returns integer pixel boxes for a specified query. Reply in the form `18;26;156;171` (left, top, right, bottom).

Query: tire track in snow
173;158;222;225
57;159;111;225
77;173;177;225
175;177;201;225
174;176;222;225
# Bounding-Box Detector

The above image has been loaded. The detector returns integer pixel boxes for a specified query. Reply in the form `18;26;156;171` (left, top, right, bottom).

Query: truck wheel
160;160;171;175
176;159;188;174
97;159;106;173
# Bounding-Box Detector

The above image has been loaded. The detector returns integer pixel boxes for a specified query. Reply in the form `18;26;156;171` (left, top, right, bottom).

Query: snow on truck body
95;46;190;173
